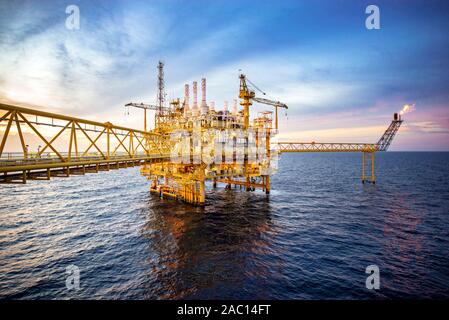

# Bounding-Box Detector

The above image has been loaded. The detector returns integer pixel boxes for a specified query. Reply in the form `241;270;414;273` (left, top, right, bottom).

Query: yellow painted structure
0;103;169;183
138;73;279;205
0;65;403;203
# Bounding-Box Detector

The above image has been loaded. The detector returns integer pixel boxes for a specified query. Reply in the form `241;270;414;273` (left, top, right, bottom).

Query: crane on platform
252;97;288;130
0;62;407;203
125;61;168;132
239;74;288;130
125;102;168;132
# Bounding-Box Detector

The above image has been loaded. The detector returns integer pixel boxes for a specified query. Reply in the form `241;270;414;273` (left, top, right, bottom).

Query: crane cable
245;74;289;124
246;76;279;103
246;77;266;96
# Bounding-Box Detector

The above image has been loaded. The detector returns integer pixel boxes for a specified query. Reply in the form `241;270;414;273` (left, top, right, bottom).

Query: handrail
0;103;158;136
275;142;379;152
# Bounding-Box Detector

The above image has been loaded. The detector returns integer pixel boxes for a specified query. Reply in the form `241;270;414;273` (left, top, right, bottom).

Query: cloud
407;121;449;134
277;125;388;143
1;0;449;150
0;1;170;116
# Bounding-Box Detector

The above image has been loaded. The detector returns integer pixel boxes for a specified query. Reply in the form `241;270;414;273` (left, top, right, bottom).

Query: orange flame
399;103;415;116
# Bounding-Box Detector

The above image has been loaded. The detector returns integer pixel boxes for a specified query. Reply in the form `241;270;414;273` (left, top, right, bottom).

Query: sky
1;0;449;150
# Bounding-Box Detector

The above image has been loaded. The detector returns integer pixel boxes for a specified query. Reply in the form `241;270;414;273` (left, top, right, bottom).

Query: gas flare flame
399;103;415;116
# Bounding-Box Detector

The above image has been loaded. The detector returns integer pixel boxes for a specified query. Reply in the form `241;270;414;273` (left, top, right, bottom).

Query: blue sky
1;0;449;150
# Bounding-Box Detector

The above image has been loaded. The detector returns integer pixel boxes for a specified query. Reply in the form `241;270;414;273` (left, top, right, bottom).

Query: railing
0;152;171;174
0;151;146;160
0;151;158;168
275;142;379;153
0;103;173;175
0;103;170;160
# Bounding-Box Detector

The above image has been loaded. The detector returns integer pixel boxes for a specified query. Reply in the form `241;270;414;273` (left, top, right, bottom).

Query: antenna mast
156;61;165;127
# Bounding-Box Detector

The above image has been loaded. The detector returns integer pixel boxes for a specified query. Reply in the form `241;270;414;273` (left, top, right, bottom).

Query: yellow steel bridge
0;103;169;183
0;65;404;204
1;103;401;186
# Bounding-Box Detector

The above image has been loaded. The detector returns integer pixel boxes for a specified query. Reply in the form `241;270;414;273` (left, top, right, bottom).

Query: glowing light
399;104;415;116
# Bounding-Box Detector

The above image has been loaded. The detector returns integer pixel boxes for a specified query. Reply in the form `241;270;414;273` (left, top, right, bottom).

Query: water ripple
1;152;449;299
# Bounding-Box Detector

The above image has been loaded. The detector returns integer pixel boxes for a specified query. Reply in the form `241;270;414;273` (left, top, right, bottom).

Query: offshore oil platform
0;61;406;205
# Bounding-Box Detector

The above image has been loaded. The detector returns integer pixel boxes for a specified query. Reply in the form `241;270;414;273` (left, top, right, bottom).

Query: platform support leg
265;175;270;194
362;152;366;183
199;180;205;205
362;151;376;184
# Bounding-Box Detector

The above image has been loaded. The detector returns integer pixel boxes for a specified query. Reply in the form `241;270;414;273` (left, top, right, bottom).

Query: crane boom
239;74;288;130
251;97;288;130
125;102;167;111
125;102;168;132
252;97;288;109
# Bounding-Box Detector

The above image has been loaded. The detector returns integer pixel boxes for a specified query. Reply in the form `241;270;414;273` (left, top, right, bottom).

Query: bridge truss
275;142;378;183
1;103;402;195
0;103;169;183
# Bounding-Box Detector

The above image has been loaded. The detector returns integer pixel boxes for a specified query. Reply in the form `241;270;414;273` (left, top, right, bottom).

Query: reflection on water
1;152;449;299
140;191;274;299
382;196;424;265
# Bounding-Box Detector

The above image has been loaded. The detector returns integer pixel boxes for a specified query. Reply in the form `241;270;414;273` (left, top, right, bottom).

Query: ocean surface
0;152;448;299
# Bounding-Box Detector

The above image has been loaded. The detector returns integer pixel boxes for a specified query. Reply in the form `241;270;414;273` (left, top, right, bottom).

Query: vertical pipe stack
201;78;208;115
184;84;190;117
192;81;198;116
